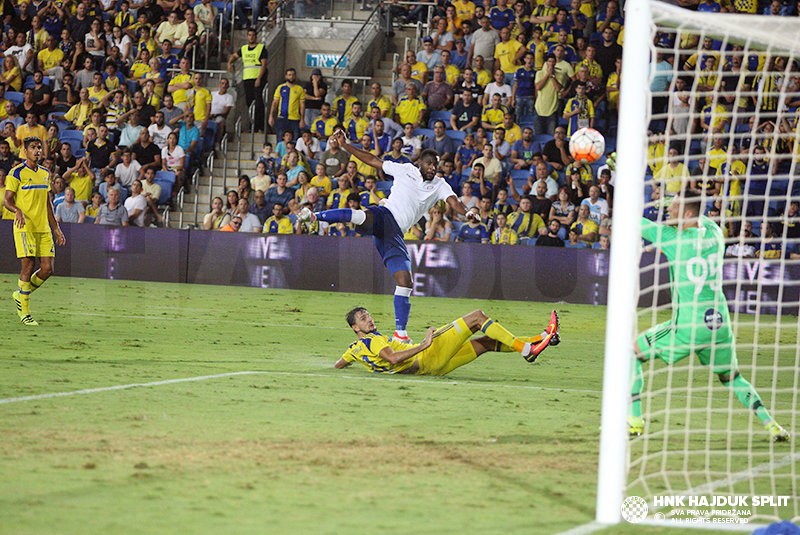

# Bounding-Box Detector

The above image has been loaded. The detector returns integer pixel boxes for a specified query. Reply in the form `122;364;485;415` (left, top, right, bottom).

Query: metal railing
332;4;382;78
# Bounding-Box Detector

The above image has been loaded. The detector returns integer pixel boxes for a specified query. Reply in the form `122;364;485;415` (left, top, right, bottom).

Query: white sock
350;210;366;225
395;329;408;337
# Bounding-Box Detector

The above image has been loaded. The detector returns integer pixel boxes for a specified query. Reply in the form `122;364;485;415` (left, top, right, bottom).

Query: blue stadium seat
289;214;297;225
6;91;23;105
62;138;83;153
60;130;85;143
376;180;393;193
84;215;95;224
450;221;465;241
155;171;176;204
73;148;86;159
126;80;139;95
512;177;528;192
319;140;326;152
414;127;434;140
445;130;466;144
735;123;751;134
23;76;50;90
605;138;616;153
510;169;529;180
428;110;450;128
533;134;553;146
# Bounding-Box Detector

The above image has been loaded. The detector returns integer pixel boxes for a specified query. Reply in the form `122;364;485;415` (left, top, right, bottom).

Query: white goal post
597;0;800;528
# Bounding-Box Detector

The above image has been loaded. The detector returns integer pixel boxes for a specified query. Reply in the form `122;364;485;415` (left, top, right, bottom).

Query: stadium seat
451;221;465;240
84;216;95;224
23;76;50;90
60;130;85;143
155;171;176;205
533;134;553;146
126;80;138;95
319;140;326;152
589;32;603;45
510;169;529;180
414;128;434;140
6;91;23;105
520;115;536;126
62;138;82;153
444;130;466;145
735;123;751;134
73;148;86;159
605;139;616;153
288;214;297;225
376;180;393;193
428;111;450;128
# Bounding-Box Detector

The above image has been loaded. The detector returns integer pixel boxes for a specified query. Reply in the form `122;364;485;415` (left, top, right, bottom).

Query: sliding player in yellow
336;308;560;375
4;137;65;325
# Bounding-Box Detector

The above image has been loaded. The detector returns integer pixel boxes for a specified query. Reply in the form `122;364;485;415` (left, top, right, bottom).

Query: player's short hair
23;136;42;150
346;307;368;327
677;191;703;216
419;148;440;166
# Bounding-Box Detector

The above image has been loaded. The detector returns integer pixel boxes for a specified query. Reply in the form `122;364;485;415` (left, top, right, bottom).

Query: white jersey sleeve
382;160;420;183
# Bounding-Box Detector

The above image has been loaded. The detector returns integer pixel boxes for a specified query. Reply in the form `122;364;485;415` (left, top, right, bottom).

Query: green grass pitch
0;274;794;535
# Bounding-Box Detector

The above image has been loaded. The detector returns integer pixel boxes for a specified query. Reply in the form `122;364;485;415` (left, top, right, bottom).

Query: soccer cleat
20;314;38;326
523;310;560;363
392;331;413;344
628;415;644;437
766;421;790;442
298;207;316;223
12;290;22;319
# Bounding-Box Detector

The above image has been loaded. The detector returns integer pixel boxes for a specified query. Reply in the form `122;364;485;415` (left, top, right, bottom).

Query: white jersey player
299;128;478;342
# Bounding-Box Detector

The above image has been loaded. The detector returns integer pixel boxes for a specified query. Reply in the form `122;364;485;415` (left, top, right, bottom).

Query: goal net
598;1;800;529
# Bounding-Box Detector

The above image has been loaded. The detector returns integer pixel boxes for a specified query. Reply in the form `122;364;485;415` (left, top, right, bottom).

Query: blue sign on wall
305;53;346;69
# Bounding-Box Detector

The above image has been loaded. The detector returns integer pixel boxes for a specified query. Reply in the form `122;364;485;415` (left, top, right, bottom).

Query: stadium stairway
177;7;418;227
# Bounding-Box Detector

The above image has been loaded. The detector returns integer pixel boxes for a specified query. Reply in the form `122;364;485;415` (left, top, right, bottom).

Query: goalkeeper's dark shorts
637;320;738;374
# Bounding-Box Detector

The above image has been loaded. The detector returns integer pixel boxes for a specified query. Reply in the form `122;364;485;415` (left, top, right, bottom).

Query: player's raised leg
423;309;561;375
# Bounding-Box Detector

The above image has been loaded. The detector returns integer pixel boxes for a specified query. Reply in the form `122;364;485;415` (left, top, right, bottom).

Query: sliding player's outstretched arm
331;129;383;170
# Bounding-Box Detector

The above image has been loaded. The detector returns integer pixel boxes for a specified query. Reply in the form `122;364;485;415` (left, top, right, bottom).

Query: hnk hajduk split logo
621;496;648;523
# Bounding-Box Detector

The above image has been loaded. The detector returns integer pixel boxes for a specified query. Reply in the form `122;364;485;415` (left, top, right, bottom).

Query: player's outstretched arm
334;358;352;369
446;194;479;221
332;129;383;170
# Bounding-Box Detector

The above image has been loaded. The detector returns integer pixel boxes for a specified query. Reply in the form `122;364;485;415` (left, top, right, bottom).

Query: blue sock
315;209;352;223
393;286;412;332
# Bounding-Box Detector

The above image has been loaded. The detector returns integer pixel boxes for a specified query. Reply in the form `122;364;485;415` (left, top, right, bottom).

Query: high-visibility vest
241;44;265;80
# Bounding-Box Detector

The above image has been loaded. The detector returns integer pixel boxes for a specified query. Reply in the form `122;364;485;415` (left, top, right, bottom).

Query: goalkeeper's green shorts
636;320;738;374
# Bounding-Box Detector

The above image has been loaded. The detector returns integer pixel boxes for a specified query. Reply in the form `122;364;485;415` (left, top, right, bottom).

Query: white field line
0;370;605;406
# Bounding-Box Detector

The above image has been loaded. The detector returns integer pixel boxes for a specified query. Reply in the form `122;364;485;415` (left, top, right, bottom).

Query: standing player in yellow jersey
336;307;560;375
269;67;306;142
4;137;65;326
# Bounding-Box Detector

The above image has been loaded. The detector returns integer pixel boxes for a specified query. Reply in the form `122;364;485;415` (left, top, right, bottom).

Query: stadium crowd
214;0;800;257
0;0;236;228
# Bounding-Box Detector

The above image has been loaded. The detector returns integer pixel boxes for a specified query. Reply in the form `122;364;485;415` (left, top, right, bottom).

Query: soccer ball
569;128;605;164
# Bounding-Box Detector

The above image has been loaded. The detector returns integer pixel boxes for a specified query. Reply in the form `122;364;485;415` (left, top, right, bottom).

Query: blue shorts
358;205;412;274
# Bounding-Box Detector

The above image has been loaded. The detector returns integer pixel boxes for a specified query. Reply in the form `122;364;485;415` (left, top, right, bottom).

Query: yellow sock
18;280;32;315
496;335;542;352
30;273;45;292
481;319;526;353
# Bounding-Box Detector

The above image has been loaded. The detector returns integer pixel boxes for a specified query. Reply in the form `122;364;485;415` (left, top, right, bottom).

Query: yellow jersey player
4;137;66;325
336;308;560;375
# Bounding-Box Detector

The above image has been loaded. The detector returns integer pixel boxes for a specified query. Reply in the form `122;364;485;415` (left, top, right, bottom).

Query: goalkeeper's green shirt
641;216;732;341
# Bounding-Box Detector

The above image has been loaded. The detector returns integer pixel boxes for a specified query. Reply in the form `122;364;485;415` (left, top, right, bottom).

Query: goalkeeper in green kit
630;192;790;442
